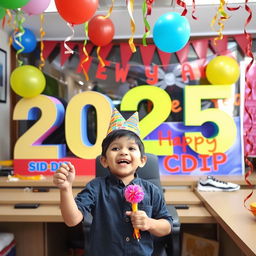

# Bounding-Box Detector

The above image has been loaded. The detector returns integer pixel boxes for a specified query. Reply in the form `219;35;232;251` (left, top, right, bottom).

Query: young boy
53;109;172;256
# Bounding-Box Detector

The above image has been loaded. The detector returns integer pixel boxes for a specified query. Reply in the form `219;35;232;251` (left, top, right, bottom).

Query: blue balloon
12;28;37;53
153;12;191;53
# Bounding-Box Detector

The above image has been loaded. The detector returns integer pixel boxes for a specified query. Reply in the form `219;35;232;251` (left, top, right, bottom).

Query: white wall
0;28;10;160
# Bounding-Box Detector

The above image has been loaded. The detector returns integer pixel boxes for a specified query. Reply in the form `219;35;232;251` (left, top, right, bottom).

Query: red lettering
199;155;211;171
212;153;227;171
145;66;158;85
158;131;172;146
163;155;179;173
182;154;197;172
181;63;195;82
115;63;130;83
96;60;110;80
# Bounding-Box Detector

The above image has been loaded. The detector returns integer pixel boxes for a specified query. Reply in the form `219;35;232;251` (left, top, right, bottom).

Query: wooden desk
0;188;214;224
1;173;255;188
196;189;256;256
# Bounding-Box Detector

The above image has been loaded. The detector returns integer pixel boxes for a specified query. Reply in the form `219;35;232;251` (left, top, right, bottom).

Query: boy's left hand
126;210;150;231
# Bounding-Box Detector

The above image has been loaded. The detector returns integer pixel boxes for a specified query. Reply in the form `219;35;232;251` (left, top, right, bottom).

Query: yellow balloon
10;65;46;98
206;56;240;85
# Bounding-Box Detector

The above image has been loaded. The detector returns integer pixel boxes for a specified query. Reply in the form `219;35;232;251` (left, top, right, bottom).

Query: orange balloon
55;0;98;25
88;15;115;46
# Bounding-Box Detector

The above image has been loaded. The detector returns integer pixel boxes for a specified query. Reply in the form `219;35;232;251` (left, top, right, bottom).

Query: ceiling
16;0;256;41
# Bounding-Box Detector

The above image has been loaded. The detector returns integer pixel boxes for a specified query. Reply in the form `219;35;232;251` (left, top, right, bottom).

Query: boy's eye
129;147;136;151
111;147;119;151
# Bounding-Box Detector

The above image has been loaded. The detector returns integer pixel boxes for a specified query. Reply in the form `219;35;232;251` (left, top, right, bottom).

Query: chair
91;153;181;256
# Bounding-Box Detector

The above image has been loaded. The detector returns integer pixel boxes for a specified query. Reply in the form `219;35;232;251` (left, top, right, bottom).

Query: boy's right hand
53;162;75;190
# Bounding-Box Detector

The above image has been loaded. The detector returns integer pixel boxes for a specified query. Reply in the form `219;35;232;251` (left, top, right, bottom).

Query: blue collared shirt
75;174;173;256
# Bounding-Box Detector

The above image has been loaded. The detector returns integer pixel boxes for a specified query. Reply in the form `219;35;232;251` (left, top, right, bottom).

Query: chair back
96;153;161;190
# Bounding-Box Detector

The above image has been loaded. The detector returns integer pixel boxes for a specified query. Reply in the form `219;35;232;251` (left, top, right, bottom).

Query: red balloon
88;15;115;46
55;0;98;25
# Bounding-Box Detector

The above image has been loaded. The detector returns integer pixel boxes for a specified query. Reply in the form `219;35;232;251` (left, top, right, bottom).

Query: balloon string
142;0;151;46
191;0;198;20
39;14;46;70
176;0;187;16
7;9;15;47
127;0;136;53
211;0;229;45
14;10;25;66
81;22;89;81
104;0;114;19
97;46;105;67
243;0;255;212
64;23;74;54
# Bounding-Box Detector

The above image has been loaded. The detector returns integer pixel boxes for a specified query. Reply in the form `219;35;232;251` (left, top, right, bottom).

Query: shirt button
125;217;130;222
126;237;130;242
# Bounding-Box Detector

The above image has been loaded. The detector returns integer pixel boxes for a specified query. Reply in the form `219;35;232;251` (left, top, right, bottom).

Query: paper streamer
14;10;25;66
191;0;198;20
211;0;229;45
142;0;151;46
242;0;255;212
39;14;46;70
81;21;89;81
176;0;187;16
64;22;74;54
127;0;136;53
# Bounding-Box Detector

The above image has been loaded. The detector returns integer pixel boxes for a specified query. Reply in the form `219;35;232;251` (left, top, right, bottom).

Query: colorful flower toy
124;184;145;241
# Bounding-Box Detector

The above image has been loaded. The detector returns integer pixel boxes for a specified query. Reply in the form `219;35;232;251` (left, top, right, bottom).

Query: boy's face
100;136;147;184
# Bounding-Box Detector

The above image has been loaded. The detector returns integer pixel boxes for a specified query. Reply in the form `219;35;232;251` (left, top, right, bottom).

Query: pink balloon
22;0;51;15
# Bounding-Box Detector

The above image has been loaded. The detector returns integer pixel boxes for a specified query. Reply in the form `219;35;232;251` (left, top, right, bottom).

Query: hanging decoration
39;14;46;70
11;10;26;66
10;65;46;98
55;0;98;57
205;56;240;85
142;0;155;46
127;0;136;53
210;0;229;45
153;12;190;53
22;0;51;16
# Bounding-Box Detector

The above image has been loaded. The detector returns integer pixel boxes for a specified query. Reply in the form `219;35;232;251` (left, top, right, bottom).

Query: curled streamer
127;0;136;53
146;0;154;15
142;0;151;46
97;46;105;67
39;14;46;70
81;22;89;81
211;0;228;45
64;23;74;54
14;10;25;66
191;0;198;20
243;0;255;211
176;0;187;16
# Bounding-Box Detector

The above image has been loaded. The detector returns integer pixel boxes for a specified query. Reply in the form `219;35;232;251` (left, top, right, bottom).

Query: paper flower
124;184;144;241
124;184;144;203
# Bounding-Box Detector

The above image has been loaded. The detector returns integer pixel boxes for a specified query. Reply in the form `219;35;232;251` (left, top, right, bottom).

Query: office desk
196;189;256;256
0;188;214;224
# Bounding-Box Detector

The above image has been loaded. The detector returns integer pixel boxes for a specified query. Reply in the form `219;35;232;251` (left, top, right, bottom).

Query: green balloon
0;7;5;20
0;0;30;9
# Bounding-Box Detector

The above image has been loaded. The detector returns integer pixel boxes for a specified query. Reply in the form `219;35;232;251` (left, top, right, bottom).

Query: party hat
107;108;140;136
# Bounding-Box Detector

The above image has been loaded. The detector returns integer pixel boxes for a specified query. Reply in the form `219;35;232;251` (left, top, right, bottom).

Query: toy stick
124;184;144;241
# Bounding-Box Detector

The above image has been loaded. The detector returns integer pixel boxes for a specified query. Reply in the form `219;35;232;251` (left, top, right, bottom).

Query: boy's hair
101;129;145;157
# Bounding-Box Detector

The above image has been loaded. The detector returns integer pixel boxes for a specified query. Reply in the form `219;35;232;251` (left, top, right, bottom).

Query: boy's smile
100;136;147;185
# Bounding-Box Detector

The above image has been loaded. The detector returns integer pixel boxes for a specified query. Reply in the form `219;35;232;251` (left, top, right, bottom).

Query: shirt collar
107;172;140;186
